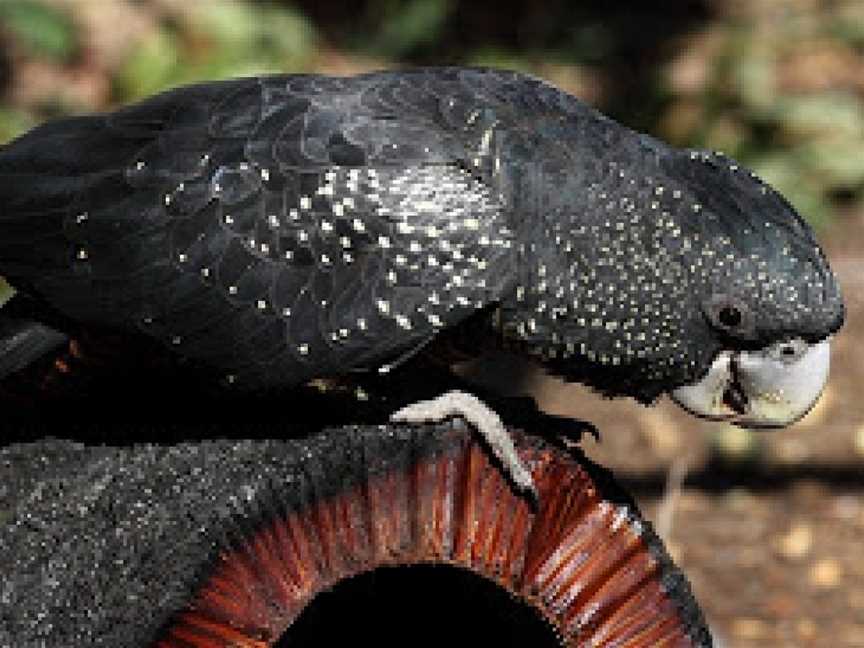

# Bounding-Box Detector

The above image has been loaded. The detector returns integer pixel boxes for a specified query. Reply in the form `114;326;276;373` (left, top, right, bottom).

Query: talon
390;390;538;500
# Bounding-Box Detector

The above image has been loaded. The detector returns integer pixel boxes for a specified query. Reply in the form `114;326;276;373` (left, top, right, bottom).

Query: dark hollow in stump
154;423;711;647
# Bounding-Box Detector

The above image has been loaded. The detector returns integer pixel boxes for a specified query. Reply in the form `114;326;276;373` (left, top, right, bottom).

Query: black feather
0;68;844;400
0;304;67;380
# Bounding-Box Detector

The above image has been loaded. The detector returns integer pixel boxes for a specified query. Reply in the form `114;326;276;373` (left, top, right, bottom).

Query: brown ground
514;209;864;646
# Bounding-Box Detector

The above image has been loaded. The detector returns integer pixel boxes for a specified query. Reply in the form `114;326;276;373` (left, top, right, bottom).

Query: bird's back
0;69;582;387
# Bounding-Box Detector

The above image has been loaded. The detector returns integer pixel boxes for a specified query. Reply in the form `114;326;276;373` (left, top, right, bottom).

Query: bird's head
660;148;844;427
499;140;844;429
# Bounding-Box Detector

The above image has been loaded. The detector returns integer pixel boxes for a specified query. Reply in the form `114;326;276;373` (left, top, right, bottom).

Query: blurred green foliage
115;1;317;100
366;0;453;58
0;107;36;144
0;0;77;61
0;277;14;307
661;8;864;226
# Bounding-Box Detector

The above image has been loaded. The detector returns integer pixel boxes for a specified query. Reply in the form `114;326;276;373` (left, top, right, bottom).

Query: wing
0;69;580;387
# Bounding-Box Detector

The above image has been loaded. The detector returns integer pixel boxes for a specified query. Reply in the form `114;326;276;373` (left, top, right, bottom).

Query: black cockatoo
0;68;844;496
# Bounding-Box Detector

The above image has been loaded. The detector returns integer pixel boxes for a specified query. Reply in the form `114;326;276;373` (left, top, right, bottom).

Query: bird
0;67;845;497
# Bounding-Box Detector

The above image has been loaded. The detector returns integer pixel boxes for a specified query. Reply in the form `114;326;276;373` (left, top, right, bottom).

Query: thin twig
656;450;697;542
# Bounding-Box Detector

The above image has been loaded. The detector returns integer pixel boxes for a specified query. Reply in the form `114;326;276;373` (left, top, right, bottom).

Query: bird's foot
390;390;537;503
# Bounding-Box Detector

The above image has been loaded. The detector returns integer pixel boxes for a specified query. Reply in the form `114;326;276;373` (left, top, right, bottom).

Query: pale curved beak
670;338;831;428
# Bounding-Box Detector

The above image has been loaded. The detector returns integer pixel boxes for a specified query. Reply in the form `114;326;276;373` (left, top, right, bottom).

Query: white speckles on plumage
395;314;412;330
396;222;415;235
7;69;835;406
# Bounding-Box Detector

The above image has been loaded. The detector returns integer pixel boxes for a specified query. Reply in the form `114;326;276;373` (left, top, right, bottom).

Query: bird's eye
718;306;742;328
704;294;755;339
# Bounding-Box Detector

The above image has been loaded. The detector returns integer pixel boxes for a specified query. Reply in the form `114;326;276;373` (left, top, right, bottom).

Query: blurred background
0;0;862;645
